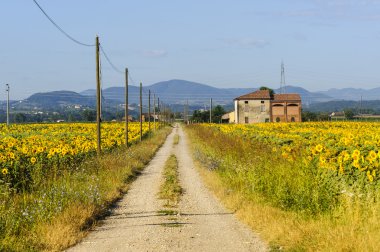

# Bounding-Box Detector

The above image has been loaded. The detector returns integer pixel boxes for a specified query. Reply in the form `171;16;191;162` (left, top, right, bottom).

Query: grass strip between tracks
159;154;182;207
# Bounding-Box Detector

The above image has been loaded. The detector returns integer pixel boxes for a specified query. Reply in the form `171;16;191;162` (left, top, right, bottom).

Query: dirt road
67;125;267;252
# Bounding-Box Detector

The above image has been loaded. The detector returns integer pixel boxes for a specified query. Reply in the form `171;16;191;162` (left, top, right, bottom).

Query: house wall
271;104;286;122
287;106;299;115
229;111;235;123
234;100;239;124
272;105;285;116
237;99;270;123
287;104;301;122
271;102;301;122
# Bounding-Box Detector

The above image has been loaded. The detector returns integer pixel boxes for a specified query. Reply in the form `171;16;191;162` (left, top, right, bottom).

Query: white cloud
254;0;380;21
224;38;270;48
142;49;168;58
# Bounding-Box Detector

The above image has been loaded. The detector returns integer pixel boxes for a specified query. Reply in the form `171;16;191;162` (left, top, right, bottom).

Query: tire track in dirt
67;125;267;251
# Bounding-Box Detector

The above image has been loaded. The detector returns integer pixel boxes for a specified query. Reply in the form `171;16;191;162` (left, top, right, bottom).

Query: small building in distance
122;115;133;122
234;90;301;123
329;111;345;120
221;111;235;123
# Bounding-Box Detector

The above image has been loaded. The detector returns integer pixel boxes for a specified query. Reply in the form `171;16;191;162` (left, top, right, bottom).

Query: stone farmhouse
233;89;301;123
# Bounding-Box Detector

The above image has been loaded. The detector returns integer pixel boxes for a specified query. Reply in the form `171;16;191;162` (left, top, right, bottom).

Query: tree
302;111;318;122
191;105;226;123
259;86;275;97
316;112;330;121
81;109;96;122
344;109;354;120
115;111;124;121
14;113;26;123
191;110;208;123
174;112;182;119
212;105;226;123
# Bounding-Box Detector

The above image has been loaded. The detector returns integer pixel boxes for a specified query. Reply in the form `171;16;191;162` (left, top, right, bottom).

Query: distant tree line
191;105;226;123
302;108;360;121
0;109;140;124
2;103;373;124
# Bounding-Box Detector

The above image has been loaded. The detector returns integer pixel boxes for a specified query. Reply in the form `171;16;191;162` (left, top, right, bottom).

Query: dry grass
159;154;182;207
36;203;95;251
187;125;380;252
173;134;180;145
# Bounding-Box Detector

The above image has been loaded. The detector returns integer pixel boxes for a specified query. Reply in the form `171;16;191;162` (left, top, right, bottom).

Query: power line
98;45;140;89
32;0;95;47
142;86;150;96
128;73;137;85
99;45;124;74
32;0;137;90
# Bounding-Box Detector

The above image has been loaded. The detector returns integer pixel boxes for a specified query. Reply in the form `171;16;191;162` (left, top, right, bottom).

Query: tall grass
159;154;182;207
0;127;170;252
187;125;380;251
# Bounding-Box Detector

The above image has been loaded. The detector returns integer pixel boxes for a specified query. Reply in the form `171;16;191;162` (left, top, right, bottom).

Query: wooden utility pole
100;86;103;120
209;98;213;123
158;97;160;122
6;84;9;126
163;102;166;124
162;102;165;124
96;36;101;155
166;104;168;124
153;93;156;130
139;82;143;142
183;100;186;124
125;68;129;146
186;99;189;124
148;90;151;133
360;95;363;117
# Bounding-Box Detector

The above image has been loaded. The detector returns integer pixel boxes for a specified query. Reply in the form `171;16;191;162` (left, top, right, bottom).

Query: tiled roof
235;90;271;100
273;93;301;101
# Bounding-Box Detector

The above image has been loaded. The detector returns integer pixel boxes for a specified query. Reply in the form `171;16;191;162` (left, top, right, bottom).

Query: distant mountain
81;80;251;105
81;86;140;103
18;80;380;113
149;80;251;104
275;86;331;103
224;88;255;96
319;87;380;101
305;100;380;113
19;91;95;109
80;80;330;105
80;89;96;97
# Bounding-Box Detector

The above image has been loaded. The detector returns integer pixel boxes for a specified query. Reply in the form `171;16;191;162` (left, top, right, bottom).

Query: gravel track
67;125;267;252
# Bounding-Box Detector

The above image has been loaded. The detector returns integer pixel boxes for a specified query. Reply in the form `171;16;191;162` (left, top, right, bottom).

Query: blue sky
2;0;380;99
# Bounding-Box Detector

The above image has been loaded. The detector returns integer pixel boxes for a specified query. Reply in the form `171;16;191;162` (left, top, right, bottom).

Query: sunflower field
0;122;160;190
187;122;380;251
202;122;380;184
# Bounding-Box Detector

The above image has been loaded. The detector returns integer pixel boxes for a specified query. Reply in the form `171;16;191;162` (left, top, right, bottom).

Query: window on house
245;117;249;123
265;118;269;123
261;101;265;104
245;101;249;104
260;105;266;112
291;117;295;122
276;117;280;122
